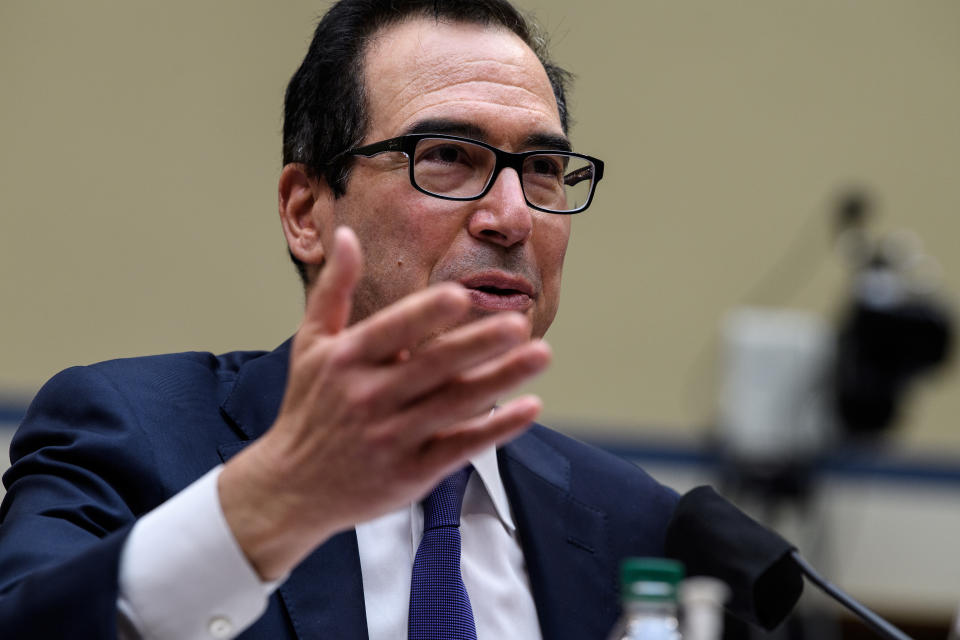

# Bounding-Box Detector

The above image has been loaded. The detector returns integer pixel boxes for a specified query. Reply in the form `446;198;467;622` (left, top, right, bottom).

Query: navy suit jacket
0;341;678;639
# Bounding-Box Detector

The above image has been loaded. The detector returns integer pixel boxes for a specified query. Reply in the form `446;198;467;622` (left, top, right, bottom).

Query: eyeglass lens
412;138;596;212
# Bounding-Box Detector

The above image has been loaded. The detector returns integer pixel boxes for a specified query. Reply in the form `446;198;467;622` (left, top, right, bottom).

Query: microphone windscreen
664;486;803;630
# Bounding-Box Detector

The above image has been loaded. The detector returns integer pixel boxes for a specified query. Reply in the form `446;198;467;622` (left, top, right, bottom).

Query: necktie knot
421;466;472;531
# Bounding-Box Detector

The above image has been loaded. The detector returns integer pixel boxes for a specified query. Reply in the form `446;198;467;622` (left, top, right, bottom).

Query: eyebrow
524;132;572;153
404;119;487;140
403;119;573;153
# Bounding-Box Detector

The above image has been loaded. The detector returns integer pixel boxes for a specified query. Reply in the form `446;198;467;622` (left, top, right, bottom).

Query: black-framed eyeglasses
336;133;604;214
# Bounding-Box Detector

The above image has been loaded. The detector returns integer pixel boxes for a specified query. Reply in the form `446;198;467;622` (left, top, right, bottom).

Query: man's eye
529;157;563;177
420;144;468;165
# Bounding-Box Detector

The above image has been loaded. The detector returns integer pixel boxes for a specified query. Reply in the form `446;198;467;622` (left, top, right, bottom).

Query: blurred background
1;1;958;637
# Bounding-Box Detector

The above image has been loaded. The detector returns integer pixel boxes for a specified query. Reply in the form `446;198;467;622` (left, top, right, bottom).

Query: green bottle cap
620;557;685;602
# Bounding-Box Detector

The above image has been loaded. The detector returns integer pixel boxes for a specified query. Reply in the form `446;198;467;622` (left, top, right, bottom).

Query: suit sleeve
0;366;160;639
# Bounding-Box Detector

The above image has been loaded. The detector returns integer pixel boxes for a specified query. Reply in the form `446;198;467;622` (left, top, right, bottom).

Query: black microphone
665;486;802;630
665;486;914;640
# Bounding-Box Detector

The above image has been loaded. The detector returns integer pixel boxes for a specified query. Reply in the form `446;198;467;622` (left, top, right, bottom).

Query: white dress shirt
118;447;542;640
356;446;542;640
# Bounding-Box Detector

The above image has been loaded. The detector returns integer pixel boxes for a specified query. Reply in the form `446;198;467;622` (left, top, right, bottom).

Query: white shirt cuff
118;465;283;640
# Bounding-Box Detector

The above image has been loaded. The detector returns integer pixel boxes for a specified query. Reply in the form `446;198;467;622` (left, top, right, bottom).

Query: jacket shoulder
29;348;267;409
9;348;274;490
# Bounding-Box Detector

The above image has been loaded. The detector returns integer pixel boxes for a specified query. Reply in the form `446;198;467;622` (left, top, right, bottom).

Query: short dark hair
282;0;572;286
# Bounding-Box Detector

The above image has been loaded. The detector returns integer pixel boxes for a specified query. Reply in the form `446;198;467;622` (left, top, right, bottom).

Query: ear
278;163;332;270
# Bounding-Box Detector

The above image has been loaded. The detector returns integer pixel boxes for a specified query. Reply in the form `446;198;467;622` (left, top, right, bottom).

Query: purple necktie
408;467;478;640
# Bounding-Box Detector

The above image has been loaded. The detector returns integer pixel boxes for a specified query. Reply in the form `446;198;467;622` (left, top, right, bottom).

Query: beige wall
2;1;958;453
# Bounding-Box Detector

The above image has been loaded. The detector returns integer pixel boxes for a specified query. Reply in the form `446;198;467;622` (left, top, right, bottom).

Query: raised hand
219;227;550;580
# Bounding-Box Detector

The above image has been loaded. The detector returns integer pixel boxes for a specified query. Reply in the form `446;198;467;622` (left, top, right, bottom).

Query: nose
467;168;533;248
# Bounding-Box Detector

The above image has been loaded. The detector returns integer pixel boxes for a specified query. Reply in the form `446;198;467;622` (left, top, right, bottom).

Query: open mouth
461;275;535;312
456;271;536;313
473;285;523;296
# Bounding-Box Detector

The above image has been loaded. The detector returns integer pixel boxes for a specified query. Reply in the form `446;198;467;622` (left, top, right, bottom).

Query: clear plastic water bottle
679;576;729;640
606;557;684;640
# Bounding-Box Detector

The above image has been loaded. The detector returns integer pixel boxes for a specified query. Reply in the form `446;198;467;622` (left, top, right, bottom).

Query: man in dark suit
0;1;678;638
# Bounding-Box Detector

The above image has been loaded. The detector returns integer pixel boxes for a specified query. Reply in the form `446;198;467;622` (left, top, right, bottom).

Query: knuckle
491;317;527;345
367;424;401;451
499;311;530;333
327;338;361;368
431;284;470;314
343;378;382;410
364;418;417;459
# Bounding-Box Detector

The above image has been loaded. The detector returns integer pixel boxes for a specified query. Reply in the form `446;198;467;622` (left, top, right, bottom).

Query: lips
459;272;535;312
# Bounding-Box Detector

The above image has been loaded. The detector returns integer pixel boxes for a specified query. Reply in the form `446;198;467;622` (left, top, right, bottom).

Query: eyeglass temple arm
350;138;405;158
564;165;595;187
327;138;406;165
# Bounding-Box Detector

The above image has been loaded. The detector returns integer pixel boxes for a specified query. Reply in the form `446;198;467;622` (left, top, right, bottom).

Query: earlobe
278;163;332;268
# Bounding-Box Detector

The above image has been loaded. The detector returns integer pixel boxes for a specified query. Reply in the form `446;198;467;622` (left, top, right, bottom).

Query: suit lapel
276;531;369;640
499;427;617;640
220;340;291;441
219;341;370;640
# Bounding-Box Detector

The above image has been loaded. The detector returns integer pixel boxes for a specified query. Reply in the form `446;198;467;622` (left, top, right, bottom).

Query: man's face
320;18;571;339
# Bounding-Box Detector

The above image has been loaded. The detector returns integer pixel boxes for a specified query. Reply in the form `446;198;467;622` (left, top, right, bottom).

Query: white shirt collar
468;445;516;533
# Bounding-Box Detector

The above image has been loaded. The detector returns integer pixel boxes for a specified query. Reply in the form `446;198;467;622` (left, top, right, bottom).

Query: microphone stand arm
790;550;914;640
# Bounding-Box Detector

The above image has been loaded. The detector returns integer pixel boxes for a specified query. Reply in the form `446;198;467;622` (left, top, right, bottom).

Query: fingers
346;282;472;363
377;311;533;407
298;226;473;360
303;226;363;337
418;395;544;473
381;338;552;447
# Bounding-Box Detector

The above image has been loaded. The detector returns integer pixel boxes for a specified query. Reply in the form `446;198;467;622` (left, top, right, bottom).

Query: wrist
218;438;336;581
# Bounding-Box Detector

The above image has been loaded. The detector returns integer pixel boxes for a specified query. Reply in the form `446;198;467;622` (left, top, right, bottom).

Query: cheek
533;217;571;335
378;204;464;278
338;190;462;308
539;216;571;283
335;179;423;267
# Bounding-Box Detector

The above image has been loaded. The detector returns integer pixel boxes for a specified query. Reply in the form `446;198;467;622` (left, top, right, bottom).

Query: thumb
302;226;362;336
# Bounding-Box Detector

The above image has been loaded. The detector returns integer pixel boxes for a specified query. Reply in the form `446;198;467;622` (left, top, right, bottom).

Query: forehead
361;17;564;146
